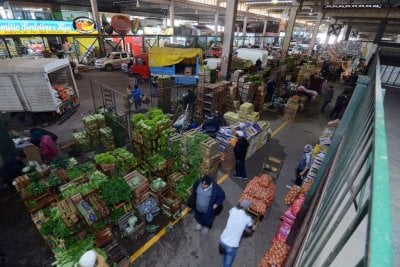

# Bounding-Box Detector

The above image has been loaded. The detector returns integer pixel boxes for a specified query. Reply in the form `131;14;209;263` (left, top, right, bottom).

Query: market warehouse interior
0;0;398;266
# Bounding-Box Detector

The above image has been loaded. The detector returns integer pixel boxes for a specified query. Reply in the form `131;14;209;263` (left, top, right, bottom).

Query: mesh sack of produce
273;221;292;243
284;186;302;205
300;179;313;194
243;180;275;205
290;195;305;216
266;241;291;266
254;174;274;188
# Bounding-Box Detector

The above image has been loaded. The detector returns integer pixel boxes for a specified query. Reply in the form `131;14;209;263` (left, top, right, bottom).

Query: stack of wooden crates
196;81;230;116
200;137;220;179
157;76;172;113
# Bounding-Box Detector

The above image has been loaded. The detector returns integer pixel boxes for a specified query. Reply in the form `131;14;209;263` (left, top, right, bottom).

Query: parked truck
0;58;79;126
123;47;202;85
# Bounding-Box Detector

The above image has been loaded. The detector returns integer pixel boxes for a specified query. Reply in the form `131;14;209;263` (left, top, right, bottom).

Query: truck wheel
133;74;142;84
13;112;35;126
105;64;113;71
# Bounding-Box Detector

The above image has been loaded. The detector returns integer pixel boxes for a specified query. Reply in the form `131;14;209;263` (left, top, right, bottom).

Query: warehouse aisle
383;86;400;266
132;97;331;267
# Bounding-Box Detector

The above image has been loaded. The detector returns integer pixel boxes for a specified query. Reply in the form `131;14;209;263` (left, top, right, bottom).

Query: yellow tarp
148;47;203;67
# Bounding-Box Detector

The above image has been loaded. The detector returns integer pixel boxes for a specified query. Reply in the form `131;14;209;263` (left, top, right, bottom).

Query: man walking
294;144;313;186
233;131;249;179
219;199;255;267
187;175;225;235
129;84;144;112
320;85;334;113
330;92;348;119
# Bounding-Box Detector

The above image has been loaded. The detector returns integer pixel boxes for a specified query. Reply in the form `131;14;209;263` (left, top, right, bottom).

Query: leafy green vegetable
27;181;48;196
53;235;94;266
28;171;41;182
40;208;74;241
94;152;117;165
48;172;62;187
61;183;79;198
27;200;37;209
99;177;132;206
110;207;125;225
51;155;70;169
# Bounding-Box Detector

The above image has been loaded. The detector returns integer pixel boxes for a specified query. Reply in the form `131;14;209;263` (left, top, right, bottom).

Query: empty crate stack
200;137;221;179
196;81;230;116
157;76;172;113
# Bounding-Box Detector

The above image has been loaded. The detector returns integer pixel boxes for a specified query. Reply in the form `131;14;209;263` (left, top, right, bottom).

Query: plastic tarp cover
148;47;202;67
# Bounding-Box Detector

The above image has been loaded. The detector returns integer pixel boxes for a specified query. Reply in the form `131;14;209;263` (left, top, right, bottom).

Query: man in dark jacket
0;149;26;189
188;175;225;235
294;144;313;186
320;85;334;113
202;114;221;138
330;92;349;119
233;131;249;179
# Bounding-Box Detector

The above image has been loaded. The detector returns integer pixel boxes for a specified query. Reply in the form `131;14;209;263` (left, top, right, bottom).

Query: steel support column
281;1;299;61
374;19;388;43
89;0;105;56
345;25;352;41
169;0;175;28
243;6;249;36
214;0;220;35
308;12;323;55
221;0;238;80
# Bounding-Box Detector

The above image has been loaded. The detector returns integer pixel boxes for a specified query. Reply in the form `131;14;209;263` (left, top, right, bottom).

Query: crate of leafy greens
124;170;149;197
98;176;132;208
167;172;185;189
72;131;92;152
118;211;145;240
94;113;106;128
83;114;99;131
110;148;137;176
149;177;168;203
94;152;117;173
99;127;114;142
66;162;96;181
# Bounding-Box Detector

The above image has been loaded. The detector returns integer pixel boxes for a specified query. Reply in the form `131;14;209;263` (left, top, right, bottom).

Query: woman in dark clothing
187;175;225;235
233;131;249;179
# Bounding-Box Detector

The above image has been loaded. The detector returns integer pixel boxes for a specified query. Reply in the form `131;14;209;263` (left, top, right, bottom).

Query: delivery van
233;48;268;69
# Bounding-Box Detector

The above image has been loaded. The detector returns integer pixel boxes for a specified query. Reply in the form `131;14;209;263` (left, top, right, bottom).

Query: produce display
239;174;276;215
66;162;96;181
258;241;291;267
150;178;167;191
110;148;137;175
284;186;302;205
94;152;117;165
98;177;132;206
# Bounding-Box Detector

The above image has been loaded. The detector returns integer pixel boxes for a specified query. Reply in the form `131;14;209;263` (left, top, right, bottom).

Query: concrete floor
1;70;344;266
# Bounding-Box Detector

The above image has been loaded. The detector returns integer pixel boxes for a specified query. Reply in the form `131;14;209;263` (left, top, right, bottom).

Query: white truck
0;58;79;126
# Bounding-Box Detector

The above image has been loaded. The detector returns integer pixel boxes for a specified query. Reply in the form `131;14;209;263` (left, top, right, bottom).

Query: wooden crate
200;138;220;157
133;191;150;205
161;191;181;211
149;185;168;203
124;170;149;196
95;228;114;248
103;240;127;265
118;211;145;240
57;198;79;227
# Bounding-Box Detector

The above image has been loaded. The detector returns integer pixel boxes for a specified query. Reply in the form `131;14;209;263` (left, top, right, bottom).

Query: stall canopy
148;47;203;67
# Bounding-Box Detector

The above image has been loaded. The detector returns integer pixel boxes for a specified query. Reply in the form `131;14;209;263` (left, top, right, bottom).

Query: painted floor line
130;121;289;263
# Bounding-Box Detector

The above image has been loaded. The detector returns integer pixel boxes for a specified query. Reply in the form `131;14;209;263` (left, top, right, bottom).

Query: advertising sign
0;19;98;35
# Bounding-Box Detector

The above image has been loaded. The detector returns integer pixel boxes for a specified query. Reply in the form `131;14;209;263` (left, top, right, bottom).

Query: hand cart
262;156;284;182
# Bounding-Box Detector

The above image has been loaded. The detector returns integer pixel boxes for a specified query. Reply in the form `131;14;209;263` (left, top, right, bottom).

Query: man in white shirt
219;199;255;267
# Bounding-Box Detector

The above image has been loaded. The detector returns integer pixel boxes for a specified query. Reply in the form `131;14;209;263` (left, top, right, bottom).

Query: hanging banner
0;19;98;35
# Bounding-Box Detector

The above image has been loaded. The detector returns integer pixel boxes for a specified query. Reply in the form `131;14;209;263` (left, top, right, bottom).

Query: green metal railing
289;55;393;266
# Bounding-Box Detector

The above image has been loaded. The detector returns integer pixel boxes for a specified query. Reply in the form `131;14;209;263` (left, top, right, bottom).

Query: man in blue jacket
188;175;225;235
129;84;144;111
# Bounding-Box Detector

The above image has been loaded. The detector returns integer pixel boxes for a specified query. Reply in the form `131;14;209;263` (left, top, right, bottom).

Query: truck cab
129;54;150;82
